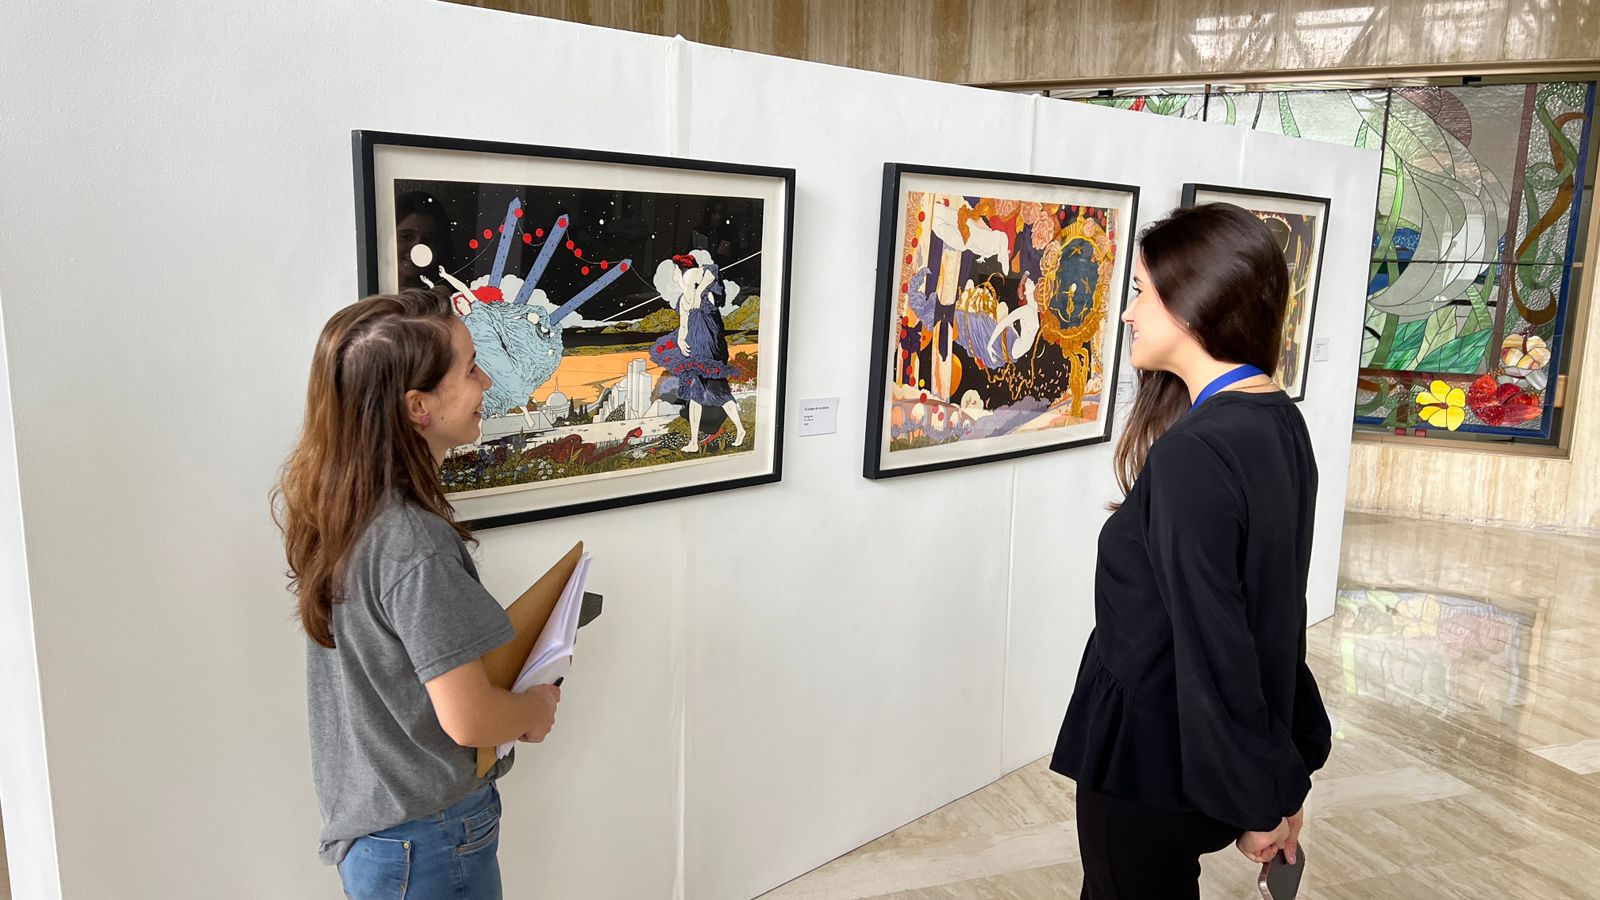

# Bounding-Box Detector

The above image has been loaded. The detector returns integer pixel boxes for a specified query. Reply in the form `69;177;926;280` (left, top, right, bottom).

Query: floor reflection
1328;587;1534;715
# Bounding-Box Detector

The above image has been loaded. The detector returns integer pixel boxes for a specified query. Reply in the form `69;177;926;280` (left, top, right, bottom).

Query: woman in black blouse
1052;203;1332;899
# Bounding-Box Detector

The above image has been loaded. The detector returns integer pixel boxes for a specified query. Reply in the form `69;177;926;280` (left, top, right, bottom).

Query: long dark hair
272;289;473;648
1113;203;1289;496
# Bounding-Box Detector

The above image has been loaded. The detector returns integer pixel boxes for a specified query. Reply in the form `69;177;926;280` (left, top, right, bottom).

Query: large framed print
355;131;794;528
864;163;1138;479
1181;183;1331;401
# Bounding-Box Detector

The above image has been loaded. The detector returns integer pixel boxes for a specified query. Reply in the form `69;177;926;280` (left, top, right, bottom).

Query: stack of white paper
497;552;592;759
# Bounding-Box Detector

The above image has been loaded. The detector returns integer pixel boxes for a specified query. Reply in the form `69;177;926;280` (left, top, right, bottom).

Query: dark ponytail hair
1112;203;1289;496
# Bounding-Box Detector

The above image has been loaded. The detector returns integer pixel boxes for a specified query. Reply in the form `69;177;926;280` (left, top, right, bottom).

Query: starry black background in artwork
396;179;764;326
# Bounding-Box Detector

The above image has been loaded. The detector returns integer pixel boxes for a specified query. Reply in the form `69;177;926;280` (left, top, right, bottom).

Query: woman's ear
404;389;432;429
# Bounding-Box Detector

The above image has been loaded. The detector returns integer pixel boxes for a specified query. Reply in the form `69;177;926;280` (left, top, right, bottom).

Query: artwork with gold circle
865;164;1139;479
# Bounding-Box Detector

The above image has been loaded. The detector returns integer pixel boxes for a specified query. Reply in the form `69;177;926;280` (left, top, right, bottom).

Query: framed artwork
1180;184;1331;402
354;131;794;528
864;163;1138;479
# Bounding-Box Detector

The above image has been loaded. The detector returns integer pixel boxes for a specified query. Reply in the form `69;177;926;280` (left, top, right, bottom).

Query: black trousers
1076;787;1241;899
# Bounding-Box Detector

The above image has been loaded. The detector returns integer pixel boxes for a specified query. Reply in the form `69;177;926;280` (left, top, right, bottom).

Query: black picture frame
864;162;1140;480
354;130;795;528
1181;183;1332;402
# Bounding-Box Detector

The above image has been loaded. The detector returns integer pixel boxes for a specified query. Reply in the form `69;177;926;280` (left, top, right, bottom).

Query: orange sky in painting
530;343;758;405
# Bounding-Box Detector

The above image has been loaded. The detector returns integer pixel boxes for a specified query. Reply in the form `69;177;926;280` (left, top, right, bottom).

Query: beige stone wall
451;0;1597;84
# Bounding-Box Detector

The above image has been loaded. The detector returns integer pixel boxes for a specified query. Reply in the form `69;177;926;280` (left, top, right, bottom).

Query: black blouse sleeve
1292;656;1333;775
1143;433;1314;833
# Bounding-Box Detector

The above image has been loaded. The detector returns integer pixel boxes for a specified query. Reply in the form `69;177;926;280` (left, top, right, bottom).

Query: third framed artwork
1181;183;1331;401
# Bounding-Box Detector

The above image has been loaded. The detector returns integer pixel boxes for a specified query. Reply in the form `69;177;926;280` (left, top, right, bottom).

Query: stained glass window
1065;80;1598;444
1080;90;1206;120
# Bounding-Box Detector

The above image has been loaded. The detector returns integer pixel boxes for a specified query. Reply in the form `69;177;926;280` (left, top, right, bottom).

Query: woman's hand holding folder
518;684;562;744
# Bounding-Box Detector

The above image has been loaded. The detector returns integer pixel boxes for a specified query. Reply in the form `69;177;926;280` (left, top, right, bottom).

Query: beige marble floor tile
858;759;1073;854
763;819;1077;900
1537;627;1600;666
1279;813;1405;883
1313;727;1429;780
866;862;1082;899
1307;765;1475;817
1531;738;1600;776
1308;871;1450;900
1414;838;1600;899
1365;792;1567;869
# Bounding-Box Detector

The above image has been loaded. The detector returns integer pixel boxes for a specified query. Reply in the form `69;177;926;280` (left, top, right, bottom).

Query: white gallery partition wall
0;2;1377;897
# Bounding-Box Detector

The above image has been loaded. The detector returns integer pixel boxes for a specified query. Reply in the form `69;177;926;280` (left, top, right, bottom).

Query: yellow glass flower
1416;379;1466;431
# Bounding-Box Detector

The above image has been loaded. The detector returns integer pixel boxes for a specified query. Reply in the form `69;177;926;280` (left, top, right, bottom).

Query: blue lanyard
1192;364;1267;409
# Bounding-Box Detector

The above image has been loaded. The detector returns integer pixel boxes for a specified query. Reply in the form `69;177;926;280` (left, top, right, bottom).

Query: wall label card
797;398;840;436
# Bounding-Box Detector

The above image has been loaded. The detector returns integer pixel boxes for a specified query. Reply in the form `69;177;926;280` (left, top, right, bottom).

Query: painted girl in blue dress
650;250;748;452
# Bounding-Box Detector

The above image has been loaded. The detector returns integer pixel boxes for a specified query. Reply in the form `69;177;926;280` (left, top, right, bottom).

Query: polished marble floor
763;513;1600;899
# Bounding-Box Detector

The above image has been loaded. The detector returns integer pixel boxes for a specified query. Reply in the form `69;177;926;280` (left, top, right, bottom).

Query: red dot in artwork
565;240;575;250
600;260;609;270
911;237;919;248
938;412;945;422
904;254;913;265
920;392;928;403
499;225;506;235
620;262;629;272
469;239;479;249
918;212;926;222
514;207;524;219
574;248;583;258
901;282;908;293
522;233;533;244
536;228;545;237
483;229;493;239
558;216;569;227
943;199;950;207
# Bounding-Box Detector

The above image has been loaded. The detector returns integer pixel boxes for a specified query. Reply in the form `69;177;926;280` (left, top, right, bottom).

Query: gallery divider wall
0;3;1377;898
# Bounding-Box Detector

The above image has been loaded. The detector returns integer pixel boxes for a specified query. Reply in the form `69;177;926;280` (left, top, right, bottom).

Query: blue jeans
339;783;503;900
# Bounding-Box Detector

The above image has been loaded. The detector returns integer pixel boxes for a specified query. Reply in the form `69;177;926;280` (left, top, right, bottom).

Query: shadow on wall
1;802;9;900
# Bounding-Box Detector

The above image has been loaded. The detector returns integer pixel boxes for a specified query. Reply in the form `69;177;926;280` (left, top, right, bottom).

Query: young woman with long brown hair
1052;204;1332;899
275;289;560;899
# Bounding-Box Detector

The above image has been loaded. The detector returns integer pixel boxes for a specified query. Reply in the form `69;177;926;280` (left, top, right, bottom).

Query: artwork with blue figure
393;179;769;498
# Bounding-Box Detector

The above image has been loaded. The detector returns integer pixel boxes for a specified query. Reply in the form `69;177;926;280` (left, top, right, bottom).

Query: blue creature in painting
433;198;632;418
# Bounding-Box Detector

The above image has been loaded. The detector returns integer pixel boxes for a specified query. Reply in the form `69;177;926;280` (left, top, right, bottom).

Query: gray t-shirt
306;497;515;865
